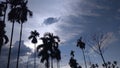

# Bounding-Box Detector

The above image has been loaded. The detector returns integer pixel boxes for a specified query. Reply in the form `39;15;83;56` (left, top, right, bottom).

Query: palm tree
7;6;16;68
0;2;9;55
0;21;9;55
28;30;39;68
0;1;17;68
37;33;61;68
44;33;60;68
37;36;50;68
15;1;32;68
77;37;87;68
7;0;24;67
7;0;32;68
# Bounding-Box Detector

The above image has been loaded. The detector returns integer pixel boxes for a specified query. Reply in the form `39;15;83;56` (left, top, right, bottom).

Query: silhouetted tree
77;37;87;68
37;36;50;68
0;1;7;22
87;33;112;68
69;51;77;68
70;50;74;57
6;0;32;68
69;50;82;68
7;5;16;68
90;64;98;68
0;21;9;55
102;61;119;68
28;30;39;68
37;33;61;68
44;33;61;68
78;65;82;68
15;1;32;68
0;1;14;68
0;2;9;55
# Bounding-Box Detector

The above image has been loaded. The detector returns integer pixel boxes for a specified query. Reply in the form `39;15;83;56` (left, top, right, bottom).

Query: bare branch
86;41;100;55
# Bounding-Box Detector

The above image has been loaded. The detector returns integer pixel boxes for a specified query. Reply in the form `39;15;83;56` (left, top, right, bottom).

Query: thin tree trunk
7;22;15;68
98;46;107;68
51;58;53;68
26;56;29;68
57;61;60;68
16;23;23;68
0;46;1;55
99;50;107;68
34;44;36;68
82;49;87;68
46;59;49;68
57;61;58;68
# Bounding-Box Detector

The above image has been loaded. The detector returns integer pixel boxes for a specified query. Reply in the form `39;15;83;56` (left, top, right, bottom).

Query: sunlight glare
24;40;43;52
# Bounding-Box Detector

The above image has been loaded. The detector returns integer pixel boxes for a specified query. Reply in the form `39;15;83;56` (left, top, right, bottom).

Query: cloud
0;40;32;68
61;64;70;68
69;0;120;18
12;41;32;57
55;15;84;42
43;17;60;25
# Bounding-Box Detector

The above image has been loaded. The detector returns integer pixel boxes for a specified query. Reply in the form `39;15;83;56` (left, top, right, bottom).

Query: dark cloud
71;0;120;17
0;41;32;68
65;0;120;34
12;41;32;56
43;17;60;25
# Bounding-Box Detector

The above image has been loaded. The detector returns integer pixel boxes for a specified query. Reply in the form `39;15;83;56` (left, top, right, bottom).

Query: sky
0;0;120;68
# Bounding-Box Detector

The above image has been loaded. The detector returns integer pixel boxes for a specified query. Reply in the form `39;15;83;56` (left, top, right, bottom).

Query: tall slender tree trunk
82;49;87;68
99;49;107;68
7;22;15;68
26;56;29;68
98;46;107;68
34;44;36;68
0;46;1;55
46;59;49;68
16;23;23;68
51;57;53;68
57;61;60;68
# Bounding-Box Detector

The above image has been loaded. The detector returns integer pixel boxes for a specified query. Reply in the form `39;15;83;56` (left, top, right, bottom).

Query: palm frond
4;35;9;44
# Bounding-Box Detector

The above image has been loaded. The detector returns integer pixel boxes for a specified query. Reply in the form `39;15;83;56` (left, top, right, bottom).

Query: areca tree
0;21;9;55
0;2;9;55
44;33;60;68
37;33;61;68
28;30;39;68
15;1;32;68
0;1;11;68
7;2;18;68
77;37;87;68
37;36;50;68
7;0;32;68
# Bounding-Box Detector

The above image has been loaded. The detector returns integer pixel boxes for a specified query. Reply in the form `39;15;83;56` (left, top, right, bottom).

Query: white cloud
61;64;70;68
